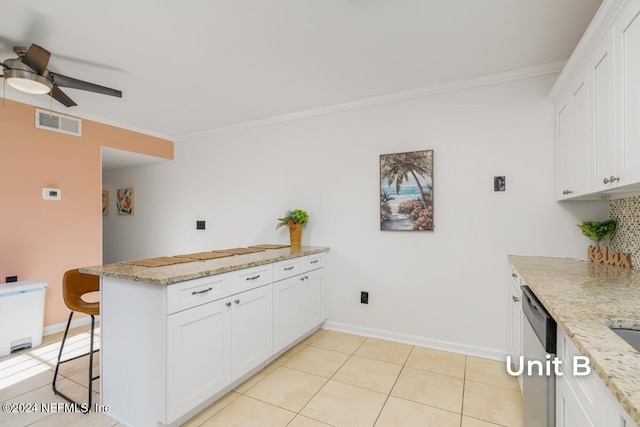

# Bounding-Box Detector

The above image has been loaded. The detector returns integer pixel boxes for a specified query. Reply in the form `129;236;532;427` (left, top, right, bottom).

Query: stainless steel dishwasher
521;285;557;427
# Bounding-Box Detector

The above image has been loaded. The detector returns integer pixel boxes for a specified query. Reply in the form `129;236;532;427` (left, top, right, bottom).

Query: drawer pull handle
192;287;213;295
246;275;260;281
300;275;309;281
511;273;517;279
234;299;240;304
284;266;295;271
226;302;231;307
512;295;520;302
604;176;620;184
310;260;319;264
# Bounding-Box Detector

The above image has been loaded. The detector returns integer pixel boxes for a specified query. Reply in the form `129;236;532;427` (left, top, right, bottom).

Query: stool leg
52;311;74;395
86;314;95;413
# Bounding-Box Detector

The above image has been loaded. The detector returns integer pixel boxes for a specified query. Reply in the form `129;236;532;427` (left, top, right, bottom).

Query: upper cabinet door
615;0;640;185
588;30;617;192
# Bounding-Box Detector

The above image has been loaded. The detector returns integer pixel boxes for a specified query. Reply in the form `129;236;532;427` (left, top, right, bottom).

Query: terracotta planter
289;223;302;249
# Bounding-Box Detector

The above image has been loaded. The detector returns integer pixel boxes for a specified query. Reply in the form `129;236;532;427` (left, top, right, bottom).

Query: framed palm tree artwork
380;150;433;231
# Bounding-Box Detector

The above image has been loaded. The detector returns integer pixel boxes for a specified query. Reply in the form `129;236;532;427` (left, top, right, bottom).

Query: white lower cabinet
166;298;231;423
556;327;638;427
272;268;325;354
509;265;523;390
100;252;326;427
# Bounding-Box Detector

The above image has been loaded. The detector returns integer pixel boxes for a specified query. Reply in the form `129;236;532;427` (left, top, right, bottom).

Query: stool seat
52;268;100;413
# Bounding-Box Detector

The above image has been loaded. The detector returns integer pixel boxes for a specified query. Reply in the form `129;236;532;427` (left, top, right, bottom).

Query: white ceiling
2;0;602;141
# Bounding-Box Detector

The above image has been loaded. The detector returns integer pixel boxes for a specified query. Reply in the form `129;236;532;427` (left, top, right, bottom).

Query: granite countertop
80;246;329;286
509;255;640;424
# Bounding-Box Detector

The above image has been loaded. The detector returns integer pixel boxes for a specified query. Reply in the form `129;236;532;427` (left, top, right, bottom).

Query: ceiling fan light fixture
4;69;53;94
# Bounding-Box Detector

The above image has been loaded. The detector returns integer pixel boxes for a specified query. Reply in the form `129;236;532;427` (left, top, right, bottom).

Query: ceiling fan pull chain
49;92;53;117
2;78;6;107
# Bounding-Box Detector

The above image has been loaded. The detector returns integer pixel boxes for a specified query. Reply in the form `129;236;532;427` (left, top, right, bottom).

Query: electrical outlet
196;220;206;230
494;176;506;191
360;291;369;304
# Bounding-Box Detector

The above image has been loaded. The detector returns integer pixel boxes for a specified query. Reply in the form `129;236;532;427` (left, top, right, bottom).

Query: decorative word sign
588;246;632;268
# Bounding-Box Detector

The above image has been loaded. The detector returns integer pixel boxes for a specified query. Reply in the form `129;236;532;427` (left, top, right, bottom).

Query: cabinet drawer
273;254;324;282
166;273;232;314
228;264;272;295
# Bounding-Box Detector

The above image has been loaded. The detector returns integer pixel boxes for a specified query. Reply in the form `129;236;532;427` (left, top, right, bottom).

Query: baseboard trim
322;321;506;362
43;315;101;336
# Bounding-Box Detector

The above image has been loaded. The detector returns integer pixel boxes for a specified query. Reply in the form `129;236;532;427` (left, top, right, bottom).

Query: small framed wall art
102;190;109;216
116;188;135;215
380;149;434;231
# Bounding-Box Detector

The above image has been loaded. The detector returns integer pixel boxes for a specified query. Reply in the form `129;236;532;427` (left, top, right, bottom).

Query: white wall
103;74;607;359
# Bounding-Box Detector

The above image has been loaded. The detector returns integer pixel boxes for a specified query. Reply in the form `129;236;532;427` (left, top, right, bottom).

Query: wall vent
35;109;82;137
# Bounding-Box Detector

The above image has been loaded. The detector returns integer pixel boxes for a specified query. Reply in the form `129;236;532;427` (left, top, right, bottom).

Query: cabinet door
273;276;302;354
509;281;522;373
166;298;231;423
231;284;273;381
615;0;640;185
299;268;325;334
556;374;597;427
604;383;639;427
557;76;589;199
589;31;617;192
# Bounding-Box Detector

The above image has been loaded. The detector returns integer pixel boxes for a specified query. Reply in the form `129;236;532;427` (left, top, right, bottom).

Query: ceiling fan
0;43;122;107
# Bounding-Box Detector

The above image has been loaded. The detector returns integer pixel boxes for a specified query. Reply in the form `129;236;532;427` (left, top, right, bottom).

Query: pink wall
0;100;173;327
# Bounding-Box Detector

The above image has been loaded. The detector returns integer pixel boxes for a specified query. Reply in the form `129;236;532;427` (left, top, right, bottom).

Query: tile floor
0;327;523;427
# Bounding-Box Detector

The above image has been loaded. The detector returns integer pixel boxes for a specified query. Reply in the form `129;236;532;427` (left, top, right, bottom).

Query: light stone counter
509;255;640;425
81;246;329;285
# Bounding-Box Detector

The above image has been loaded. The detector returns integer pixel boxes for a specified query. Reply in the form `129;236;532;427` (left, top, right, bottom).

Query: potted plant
277;209;309;249
577;219;617;248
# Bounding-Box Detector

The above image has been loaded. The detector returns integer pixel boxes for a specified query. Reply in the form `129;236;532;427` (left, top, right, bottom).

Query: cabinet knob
226;302;231;307
562;190;573;195
512;295;520;303
234;299;240;304
604;176;620;184
512;273;517;279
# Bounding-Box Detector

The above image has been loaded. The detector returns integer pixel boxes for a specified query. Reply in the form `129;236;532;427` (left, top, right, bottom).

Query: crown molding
176;60;566;142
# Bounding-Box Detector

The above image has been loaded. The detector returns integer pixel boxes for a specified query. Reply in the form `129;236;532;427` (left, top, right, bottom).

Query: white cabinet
615;0;640;186
509;265;523;391
230;284;272;381
552;0;640;198
272;255;326;355
556;327;638;427
166;298;231;422
557;73;589;199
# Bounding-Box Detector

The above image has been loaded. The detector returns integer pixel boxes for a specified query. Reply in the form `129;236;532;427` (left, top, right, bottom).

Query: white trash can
0;280;48;357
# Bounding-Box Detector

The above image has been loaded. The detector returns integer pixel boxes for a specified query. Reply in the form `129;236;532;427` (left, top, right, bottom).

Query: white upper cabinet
551;0;640;199
615;0;640;185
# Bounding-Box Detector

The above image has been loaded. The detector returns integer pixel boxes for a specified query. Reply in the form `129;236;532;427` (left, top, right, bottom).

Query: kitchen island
509;256;640;426
81;246;329;427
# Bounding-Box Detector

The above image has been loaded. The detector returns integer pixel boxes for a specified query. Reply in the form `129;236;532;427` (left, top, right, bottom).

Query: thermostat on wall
42;188;61;200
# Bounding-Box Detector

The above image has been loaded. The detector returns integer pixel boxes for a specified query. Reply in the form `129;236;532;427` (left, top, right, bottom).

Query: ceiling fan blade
51;86;77;107
22;44;50;75
49;72;122;98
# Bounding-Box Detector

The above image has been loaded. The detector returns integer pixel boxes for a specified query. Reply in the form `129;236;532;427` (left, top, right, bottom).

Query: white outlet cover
42;188;61;200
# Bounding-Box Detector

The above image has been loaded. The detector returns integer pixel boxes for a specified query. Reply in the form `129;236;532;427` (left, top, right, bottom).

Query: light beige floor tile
28;409;116;427
405;346;466;379
59;353;100;389
201;395;295;427
309;330;366;354
0;368;54;401
465;356;519;391
461;415;504;427
300;329;328;346
463;380;523;427
333;355;402;394
354;338;412;365
270;342;308;366
391;366;463;413
182;392;241;426
375;396;461;427
244;367;327;412
283;346;349;378
234;363;277;393
301;380;387;427
287;414;333;426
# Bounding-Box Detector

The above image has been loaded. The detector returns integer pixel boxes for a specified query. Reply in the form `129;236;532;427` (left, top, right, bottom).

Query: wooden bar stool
52;269;100;413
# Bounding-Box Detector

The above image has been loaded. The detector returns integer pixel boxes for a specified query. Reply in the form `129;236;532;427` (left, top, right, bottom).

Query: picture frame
102;190;109;216
380;150;434;231
116;188;135;215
